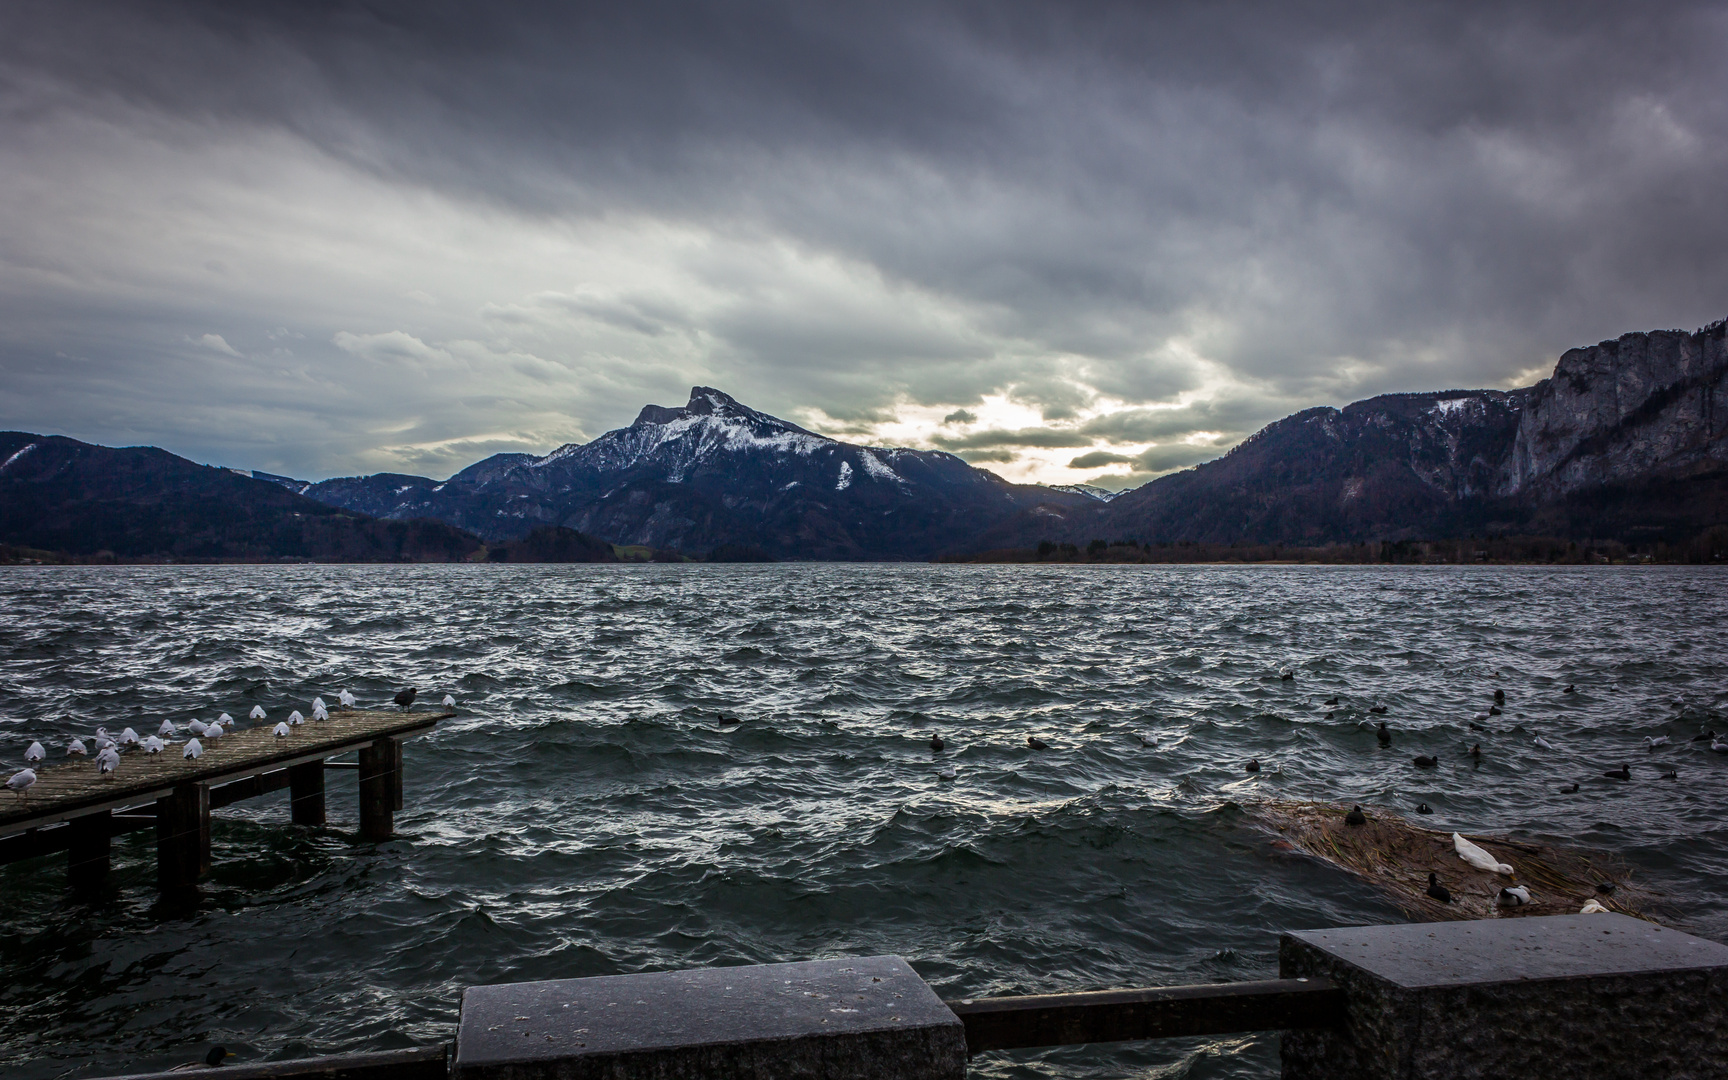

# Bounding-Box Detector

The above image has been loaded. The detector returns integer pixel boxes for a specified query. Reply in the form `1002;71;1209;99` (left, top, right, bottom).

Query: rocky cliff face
1501;321;1728;497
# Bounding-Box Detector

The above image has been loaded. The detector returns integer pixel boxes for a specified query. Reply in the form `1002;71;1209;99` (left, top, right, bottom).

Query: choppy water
1;564;1725;1079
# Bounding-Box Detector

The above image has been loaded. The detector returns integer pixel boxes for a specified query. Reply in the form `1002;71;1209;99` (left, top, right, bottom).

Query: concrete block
1280;913;1728;1080
453;954;966;1080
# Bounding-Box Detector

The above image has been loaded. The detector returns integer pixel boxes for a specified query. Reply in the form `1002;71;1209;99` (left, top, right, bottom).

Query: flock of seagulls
5;688;457;802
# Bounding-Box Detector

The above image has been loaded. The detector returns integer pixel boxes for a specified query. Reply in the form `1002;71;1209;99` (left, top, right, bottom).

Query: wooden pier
0;708;450;890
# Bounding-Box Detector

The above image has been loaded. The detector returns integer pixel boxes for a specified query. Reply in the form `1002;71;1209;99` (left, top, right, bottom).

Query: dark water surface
2;564;1725;1079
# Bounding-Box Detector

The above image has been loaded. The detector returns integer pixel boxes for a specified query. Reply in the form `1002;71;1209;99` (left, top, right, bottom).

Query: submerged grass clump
1254;799;1660;922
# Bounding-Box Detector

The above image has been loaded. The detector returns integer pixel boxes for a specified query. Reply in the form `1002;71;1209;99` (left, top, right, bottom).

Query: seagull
1376;722;1390;746
1132;731;1155;747
1280;667;1294;681
312;697;326;712
24;741;45;764
1415;803;1433;814
187;719;208;736
442;694;456;707
205;723;224;739
930;734;945;752
1413;755;1438;768
93;735;116;751
250;706;266;720
338;690;356;708
1559;783;1580;793
217;713;234;725
1645;735;1670;749
183;739;204;759
1497;884;1532;906
287;710;305;725
96;747;120;775
1344;805;1367;826
6;768;36;801
393;687;417;711
1534;734;1556;751
1711;738;1728;755
273;722;291;737
67;738;87;756
936;765;957;780
142;735;165;754
1454;833;1514;875
1244;758;1261;773
1425;872;1451;903
1027;735;1049;750
311;704;328;721
119;727;140;747
1603;764;1631;780
158;719;176;737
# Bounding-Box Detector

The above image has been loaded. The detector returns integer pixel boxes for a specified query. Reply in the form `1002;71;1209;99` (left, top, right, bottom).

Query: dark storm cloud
3;1;1727;480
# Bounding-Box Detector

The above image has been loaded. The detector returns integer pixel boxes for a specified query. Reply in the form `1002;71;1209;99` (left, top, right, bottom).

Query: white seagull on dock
142;735;165;754
96;747;120;775
249;706;266;720
204;723;223;739
25;741;45;764
287;710;304;725
312;704;328;721
183;738;204;759
312;697;326;712
119;727;140;747
272;722;291;738
442;694;456;708
217;713;233;726
338;690;355;708
67;738;87;757
1453;833;1515;875
7;768;36;800
187;719;208;736
158;719;176;737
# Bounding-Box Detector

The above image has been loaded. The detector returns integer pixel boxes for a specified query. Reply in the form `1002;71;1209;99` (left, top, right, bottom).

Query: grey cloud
4;1;1728;479
931;427;1094;450
1068;450;1133;469
954;448;1017;464
942;409;978;424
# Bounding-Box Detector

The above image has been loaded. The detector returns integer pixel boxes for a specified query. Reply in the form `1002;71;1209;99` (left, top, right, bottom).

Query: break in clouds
3;1;1727;488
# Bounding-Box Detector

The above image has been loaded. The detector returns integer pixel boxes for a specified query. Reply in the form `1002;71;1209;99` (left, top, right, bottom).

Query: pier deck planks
1;708;451;838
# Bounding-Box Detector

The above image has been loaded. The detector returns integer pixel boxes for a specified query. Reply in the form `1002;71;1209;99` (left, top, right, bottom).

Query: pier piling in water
0;708;448;891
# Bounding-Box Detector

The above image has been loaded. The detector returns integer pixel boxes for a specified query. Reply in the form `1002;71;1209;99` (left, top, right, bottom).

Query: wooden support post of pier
358;737;394;841
66;809;111;890
390;737;405;811
156;782;210;890
287;761;326;826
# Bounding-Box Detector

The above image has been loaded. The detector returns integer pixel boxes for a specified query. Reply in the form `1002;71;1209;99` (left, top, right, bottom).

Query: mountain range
3;318;1724;562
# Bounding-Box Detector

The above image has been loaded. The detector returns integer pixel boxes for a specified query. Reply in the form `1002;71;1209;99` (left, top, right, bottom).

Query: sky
3;2;1728;489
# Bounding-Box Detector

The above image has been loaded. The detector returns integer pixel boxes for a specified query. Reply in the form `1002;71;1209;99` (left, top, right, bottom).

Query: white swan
273;722;291;738
24;741;45;764
249;706;266;720
183;738;204;759
1454;833;1514;875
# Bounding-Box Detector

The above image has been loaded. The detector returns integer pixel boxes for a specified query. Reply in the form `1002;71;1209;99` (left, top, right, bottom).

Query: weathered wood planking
1;708;450;837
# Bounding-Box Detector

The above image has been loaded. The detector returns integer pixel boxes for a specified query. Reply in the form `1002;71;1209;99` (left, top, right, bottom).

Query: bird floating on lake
442;694;456;707
1368;705;1388;715
273;722;291;737
1603;764;1631;780
158;719;175;737
1244;758;1261;773
1425;872;1451;903
142;735;165;754
1344;805;1366;826
67;738;87;756
1416;802;1433;814
183;739;204;759
1468;721;1487;732
393;687;417;710
1323;711;1335;720
1710;738;1728;755
249;706;266;720
1132;732;1155;747
1497;884;1532;906
1494;688;1505;704
930;734;945;752
1413;755;1438;768
1562;684;1576;694
1579;898;1609;914
1692;730;1717;742
287;711;304;725
1660;769;1678;780
1466;743;1481;760
1645;735;1670;748
1454;833;1514;875
24;741;45;764
6;768;36;800
1534;734;1556;751
1280;667;1294;681
718;713;741;726
1027;735;1049;750
1376;722;1391;746
1559;783;1580;793
96;747;120;775
936;765;957;780
1323;696;1339;706
339;690;356;708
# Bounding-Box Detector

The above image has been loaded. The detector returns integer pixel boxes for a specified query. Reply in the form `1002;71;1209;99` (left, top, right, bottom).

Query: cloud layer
3;1;1727;485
